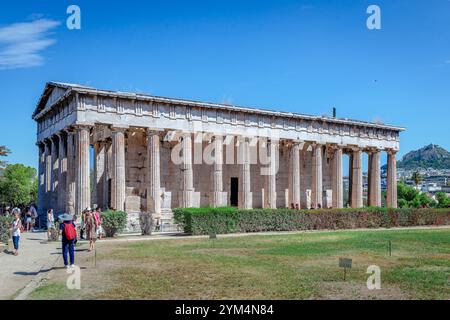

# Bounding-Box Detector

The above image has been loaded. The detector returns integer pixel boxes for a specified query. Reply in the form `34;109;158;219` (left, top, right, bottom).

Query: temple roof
32;81;406;132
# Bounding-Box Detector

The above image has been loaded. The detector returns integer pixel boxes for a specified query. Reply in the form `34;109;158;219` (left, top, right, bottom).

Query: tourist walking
59;214;77;269
30;205;38;230
94;208;103;240
84;208;97;252
25;209;32;232
11;209;22;256
79;209;87;240
47;209;55;240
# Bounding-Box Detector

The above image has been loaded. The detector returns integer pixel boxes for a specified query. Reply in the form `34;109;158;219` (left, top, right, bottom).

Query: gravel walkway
0;231;60;300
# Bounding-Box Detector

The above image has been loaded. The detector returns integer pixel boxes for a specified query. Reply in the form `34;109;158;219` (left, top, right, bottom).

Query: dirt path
0;231;60;300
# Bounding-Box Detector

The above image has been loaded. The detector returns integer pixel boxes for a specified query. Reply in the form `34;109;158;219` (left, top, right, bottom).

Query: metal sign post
209;232;217;248
339;258;352;281
388;240;392;257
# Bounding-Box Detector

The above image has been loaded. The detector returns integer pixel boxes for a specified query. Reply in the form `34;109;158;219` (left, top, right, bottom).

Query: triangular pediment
32;82;72;119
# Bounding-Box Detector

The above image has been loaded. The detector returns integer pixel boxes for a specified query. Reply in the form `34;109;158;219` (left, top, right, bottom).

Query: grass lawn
29;228;450;300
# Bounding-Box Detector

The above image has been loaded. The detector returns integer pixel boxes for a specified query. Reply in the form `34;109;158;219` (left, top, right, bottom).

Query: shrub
0;215;13;244
100;210;127;237
174;207;450;235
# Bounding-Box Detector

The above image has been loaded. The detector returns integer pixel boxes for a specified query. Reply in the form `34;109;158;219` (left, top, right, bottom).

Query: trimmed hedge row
173;207;450;235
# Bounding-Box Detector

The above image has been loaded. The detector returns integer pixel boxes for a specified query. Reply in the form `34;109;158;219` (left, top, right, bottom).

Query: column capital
110;126;129;133
146;127;164;135
307;141;322;147
346;144;361;152
73;124;94;131
366;147;381;154
385;148;398;155
326;143;344;152
291;139;304;146
63;127;77;136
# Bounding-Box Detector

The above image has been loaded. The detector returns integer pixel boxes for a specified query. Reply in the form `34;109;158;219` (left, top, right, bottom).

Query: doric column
368;149;381;207
311;143;323;209
50;136;59;195
93;141;106;208
37;142;46;217
147;130;161;214
111;128;126;211
103;141;111;209
289;142;302;208
179;133;194;208
65;130;76;214
75;126;91;215
350;148;363;208
265;140;278;209
44;140;52;197
386;150;398;208
331;146;344;208
57;132;67;212
238;136;252;209
211;135;224;207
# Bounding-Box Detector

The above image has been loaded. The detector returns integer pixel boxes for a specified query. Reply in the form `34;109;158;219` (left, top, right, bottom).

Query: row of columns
38;128;399;220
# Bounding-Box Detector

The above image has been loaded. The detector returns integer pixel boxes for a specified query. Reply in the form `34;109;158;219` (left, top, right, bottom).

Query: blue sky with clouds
0;0;449;170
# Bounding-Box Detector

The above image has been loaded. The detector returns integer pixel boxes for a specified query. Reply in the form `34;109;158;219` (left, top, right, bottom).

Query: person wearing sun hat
84;207;97;252
59;212;77;269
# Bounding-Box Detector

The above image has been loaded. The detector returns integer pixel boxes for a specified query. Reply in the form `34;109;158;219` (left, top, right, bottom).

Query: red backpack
64;222;77;241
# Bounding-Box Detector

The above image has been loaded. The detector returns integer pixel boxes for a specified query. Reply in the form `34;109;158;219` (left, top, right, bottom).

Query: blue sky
0;0;449;170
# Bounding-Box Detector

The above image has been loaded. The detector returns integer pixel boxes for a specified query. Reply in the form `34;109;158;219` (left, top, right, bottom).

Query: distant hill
389;144;450;170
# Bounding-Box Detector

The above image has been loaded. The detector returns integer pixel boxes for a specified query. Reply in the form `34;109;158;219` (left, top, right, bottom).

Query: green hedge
173;207;450;235
0;215;13;244
100;210;127;237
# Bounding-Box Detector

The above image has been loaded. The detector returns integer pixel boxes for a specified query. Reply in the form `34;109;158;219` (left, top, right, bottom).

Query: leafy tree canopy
0;163;38;208
397;182;436;208
0;145;10;171
435;192;450;208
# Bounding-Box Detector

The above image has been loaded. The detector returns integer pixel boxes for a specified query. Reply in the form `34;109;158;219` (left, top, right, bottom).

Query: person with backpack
59;214;77;269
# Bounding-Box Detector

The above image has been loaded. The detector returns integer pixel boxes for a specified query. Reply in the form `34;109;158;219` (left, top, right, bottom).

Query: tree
411;171;422;186
397;182;435;208
0;146;10;172
435;192;450;208
0;164;38;208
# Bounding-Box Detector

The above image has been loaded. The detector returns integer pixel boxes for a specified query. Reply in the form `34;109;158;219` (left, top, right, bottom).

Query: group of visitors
8;205;104;269
79;207;103;251
2;205;38;231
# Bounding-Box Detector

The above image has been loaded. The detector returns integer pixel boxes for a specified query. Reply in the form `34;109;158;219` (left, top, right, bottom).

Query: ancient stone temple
33;82;404;232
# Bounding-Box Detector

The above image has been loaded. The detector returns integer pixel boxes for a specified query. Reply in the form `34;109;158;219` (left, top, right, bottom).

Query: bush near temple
0;215;13;244
100;210;127;237
173;207;450;235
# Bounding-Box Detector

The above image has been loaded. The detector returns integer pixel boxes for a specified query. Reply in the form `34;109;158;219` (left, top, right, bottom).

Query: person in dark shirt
59;215;77;269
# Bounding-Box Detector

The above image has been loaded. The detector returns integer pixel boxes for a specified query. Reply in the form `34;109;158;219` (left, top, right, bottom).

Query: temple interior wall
159;142;176;209
275;145;290;208
300;148;313;208
124;130;147;213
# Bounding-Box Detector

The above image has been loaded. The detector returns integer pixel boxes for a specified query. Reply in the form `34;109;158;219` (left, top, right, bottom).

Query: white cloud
0;19;60;70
